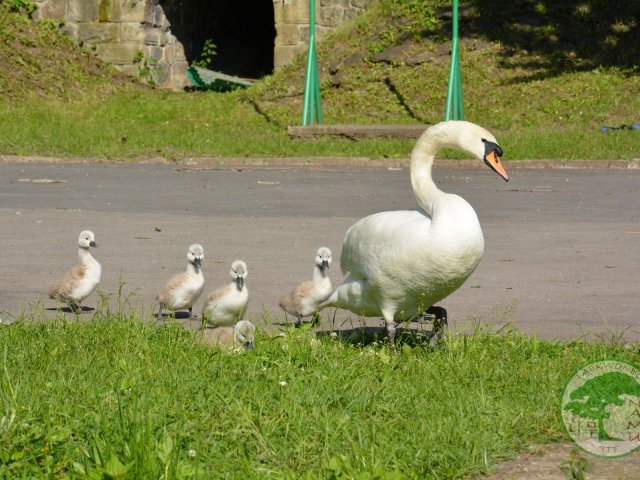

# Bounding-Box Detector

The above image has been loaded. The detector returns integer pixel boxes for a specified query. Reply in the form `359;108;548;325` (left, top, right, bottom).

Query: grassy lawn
1;88;638;161
1;309;636;478
0;90;415;160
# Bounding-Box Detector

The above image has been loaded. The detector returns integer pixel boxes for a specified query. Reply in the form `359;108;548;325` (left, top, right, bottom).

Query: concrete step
287;124;429;138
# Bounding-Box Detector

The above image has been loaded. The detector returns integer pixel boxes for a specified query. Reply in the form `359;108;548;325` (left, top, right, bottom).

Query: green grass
1;308;637;478
1;2;639;161
1;88;638;161
0;90;415;160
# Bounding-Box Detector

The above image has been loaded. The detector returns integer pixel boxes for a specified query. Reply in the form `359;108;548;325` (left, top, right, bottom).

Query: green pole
445;0;464;120
302;0;323;125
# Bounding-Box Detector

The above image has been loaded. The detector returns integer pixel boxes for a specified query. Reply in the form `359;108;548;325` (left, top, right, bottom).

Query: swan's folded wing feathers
293;280;315;299
195;327;234;348
279;280;314;315
157;272;187;304
341;210;431;279
49;264;86;299
206;284;232;305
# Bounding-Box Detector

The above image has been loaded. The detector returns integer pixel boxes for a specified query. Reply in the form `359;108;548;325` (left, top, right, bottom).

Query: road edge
1;154;639;170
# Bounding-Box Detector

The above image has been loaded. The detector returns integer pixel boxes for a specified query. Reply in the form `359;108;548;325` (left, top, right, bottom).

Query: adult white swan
320;121;509;345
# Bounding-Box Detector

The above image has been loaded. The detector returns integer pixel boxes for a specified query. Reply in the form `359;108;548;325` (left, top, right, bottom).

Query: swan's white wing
340;208;431;280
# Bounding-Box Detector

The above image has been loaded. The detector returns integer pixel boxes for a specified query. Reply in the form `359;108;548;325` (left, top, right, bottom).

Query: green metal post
445;0;464;120
302;0;322;125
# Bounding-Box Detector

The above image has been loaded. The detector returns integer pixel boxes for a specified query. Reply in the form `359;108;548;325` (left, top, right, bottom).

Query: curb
1;154;639;170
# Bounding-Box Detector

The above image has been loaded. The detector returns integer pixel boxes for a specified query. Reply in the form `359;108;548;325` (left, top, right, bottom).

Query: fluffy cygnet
157;243;205;318
49;230;101;312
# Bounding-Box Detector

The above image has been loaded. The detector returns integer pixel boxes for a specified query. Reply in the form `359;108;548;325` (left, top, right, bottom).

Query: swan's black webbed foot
419;306;448;347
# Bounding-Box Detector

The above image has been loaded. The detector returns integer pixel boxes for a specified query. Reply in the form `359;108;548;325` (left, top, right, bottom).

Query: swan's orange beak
484;151;509;182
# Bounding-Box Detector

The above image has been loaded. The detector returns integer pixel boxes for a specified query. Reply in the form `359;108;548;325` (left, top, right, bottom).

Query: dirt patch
483;443;640;480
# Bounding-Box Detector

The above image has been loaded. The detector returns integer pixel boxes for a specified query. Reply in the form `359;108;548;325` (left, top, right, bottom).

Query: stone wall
32;0;189;89
32;0;374;89
273;0;374;68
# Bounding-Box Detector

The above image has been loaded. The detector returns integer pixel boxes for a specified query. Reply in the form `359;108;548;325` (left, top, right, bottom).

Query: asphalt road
1;162;638;341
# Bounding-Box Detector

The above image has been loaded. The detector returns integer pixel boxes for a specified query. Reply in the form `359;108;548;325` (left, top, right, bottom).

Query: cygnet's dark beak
90;241;98;248
245;341;254;351
194;257;202;267
321;260;329;269
236;276;244;289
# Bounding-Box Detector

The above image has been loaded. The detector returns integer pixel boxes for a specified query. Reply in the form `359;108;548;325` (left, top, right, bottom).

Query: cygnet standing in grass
195;320;255;351
49;230;101;312
157;244;205;318
202;260;249;327
279;247;332;327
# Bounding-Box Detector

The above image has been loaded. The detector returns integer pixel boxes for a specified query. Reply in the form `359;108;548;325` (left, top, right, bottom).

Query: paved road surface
1;163;638;341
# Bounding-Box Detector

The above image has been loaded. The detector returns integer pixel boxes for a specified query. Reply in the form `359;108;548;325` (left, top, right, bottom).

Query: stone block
116;64;142;77
298;25;309;42
60;22;79;40
343;8;360;21
148;46;164;62
154;6;168;28
143;3;156;24
154;59;171;87
67;0;99;22
164;40;186;66
322;0;350;6
98;0;121;22
170;61;189;89
163;44;176;65
76;23;118;43
120;1;147;22
276;23;304;46
95;42;141;65
118;22;145;43
32;0;67;20
144;29;170;47
351;0;371;8
319;5;344;26
273;3;308;25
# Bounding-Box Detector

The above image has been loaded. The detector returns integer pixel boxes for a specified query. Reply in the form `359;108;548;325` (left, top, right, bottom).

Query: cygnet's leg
294;316;301;328
156;303;163;320
188;307;193;318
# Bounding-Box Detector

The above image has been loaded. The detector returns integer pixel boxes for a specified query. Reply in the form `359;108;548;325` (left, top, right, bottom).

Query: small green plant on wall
1;0;36;14
133;50;160;87
192;39;217;68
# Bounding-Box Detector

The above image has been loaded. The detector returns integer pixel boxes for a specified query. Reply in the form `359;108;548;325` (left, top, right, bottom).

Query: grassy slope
244;0;640;159
1;313;636;478
0;3;135;101
0;1;638;160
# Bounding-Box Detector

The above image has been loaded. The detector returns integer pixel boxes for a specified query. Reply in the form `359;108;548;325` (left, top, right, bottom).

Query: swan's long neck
410;132;443;216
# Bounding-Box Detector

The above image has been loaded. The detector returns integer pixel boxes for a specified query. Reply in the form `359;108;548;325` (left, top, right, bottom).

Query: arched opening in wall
160;0;276;79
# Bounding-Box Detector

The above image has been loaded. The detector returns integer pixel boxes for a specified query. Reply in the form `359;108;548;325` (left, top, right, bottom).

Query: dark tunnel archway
160;0;276;78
